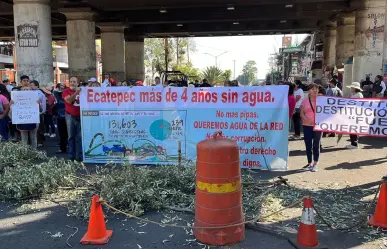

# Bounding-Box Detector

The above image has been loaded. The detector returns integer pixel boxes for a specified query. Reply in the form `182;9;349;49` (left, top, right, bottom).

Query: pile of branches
67;164;284;219
0;142;79;200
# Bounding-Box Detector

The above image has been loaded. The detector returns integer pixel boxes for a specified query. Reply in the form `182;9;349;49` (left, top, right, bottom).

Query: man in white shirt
292;80;304;139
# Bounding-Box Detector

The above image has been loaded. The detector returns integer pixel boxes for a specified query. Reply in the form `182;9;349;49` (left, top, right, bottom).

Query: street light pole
233;60;236;79
204;51;228;67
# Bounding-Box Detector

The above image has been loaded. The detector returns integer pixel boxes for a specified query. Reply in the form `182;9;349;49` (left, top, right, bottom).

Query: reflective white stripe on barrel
301;208;315;225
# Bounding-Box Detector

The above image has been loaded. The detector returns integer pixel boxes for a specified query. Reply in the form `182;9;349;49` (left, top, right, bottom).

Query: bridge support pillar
352;0;385;82
323;21;337;70
336;13;355;69
13;0;54;87
125;36;145;82
62;9;97;82
382;0;387;81
99;23;126;82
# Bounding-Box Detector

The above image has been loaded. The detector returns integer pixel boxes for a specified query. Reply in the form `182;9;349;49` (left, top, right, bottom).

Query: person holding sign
300;83;322;172
10;86;42;149
346;82;364;149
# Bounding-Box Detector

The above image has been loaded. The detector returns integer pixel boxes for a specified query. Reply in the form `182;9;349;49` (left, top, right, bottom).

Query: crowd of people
0;73;378;170
283;75;381;173
0;73;240;161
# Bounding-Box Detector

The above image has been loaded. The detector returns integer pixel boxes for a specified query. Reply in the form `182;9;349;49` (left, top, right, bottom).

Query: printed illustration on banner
80;87;289;170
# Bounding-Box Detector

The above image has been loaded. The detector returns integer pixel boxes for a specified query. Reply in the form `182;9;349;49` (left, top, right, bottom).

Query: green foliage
145;38;197;78
68;164;196;218
236;60;258;85
0;142;79;199
222;69;232;81
265;70;282;84
201;66;224;84
173;62;199;77
242;60;258;83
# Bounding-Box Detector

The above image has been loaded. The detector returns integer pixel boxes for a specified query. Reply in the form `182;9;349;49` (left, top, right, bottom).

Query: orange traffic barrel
194;131;245;246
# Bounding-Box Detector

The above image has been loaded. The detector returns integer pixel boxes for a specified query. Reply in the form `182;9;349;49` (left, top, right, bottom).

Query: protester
285;82;296;120
372;75;386;98
361;76;373;98
152;77;161;86
90;82;101;87
0;84;10;141
300;83;322;172
43;88;56;138
346;82;364;149
200;79;212;87
9;87;20;141
326;79;343;97
53;83;68;154
2;78;13;93
20;75;30;87
30;80;46;148
10;86;42;149
122;81;128;86
292;80;304;139
63;76;82;161
102;73;116;87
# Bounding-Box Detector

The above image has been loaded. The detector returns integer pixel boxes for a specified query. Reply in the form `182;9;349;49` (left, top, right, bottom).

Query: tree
222;69;232;81
174;62;200;77
265;70;282;84
201;66;223;84
144;38;171;79
145;37;197;80
235;60;258;85
242;60;258;83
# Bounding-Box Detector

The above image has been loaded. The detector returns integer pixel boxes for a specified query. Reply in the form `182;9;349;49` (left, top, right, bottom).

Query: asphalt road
0;135;386;249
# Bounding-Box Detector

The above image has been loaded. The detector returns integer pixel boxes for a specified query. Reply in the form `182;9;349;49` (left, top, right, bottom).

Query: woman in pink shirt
0;84;10;141
286;82;296;119
300;83;321;172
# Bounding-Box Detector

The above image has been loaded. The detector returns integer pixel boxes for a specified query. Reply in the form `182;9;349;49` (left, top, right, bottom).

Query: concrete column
352;0;385;82
125;37;145;81
336;13;355;68
343;57;354;97
323;21;337;69
13;0;53;86
99;23;126;81
382;0;387;80
61;10;96;81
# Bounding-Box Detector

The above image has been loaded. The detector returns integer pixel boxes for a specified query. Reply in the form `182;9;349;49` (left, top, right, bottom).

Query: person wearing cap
135;81;144;86
42;88;56;138
346;82;364;149
30;80;46;147
54;83;68;154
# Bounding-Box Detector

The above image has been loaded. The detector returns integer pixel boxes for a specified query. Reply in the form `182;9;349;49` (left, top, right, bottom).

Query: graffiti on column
367;13;385;47
17;23;39;48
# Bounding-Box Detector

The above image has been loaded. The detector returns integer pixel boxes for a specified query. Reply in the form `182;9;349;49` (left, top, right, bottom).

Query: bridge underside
0;0;350;39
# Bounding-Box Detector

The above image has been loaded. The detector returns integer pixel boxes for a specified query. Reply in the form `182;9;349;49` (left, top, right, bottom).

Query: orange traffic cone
80;195;113;245
288;197;327;249
368;182;387;228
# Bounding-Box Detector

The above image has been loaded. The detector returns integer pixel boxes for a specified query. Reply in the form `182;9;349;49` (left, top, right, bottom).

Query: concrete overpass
0;0;386;88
